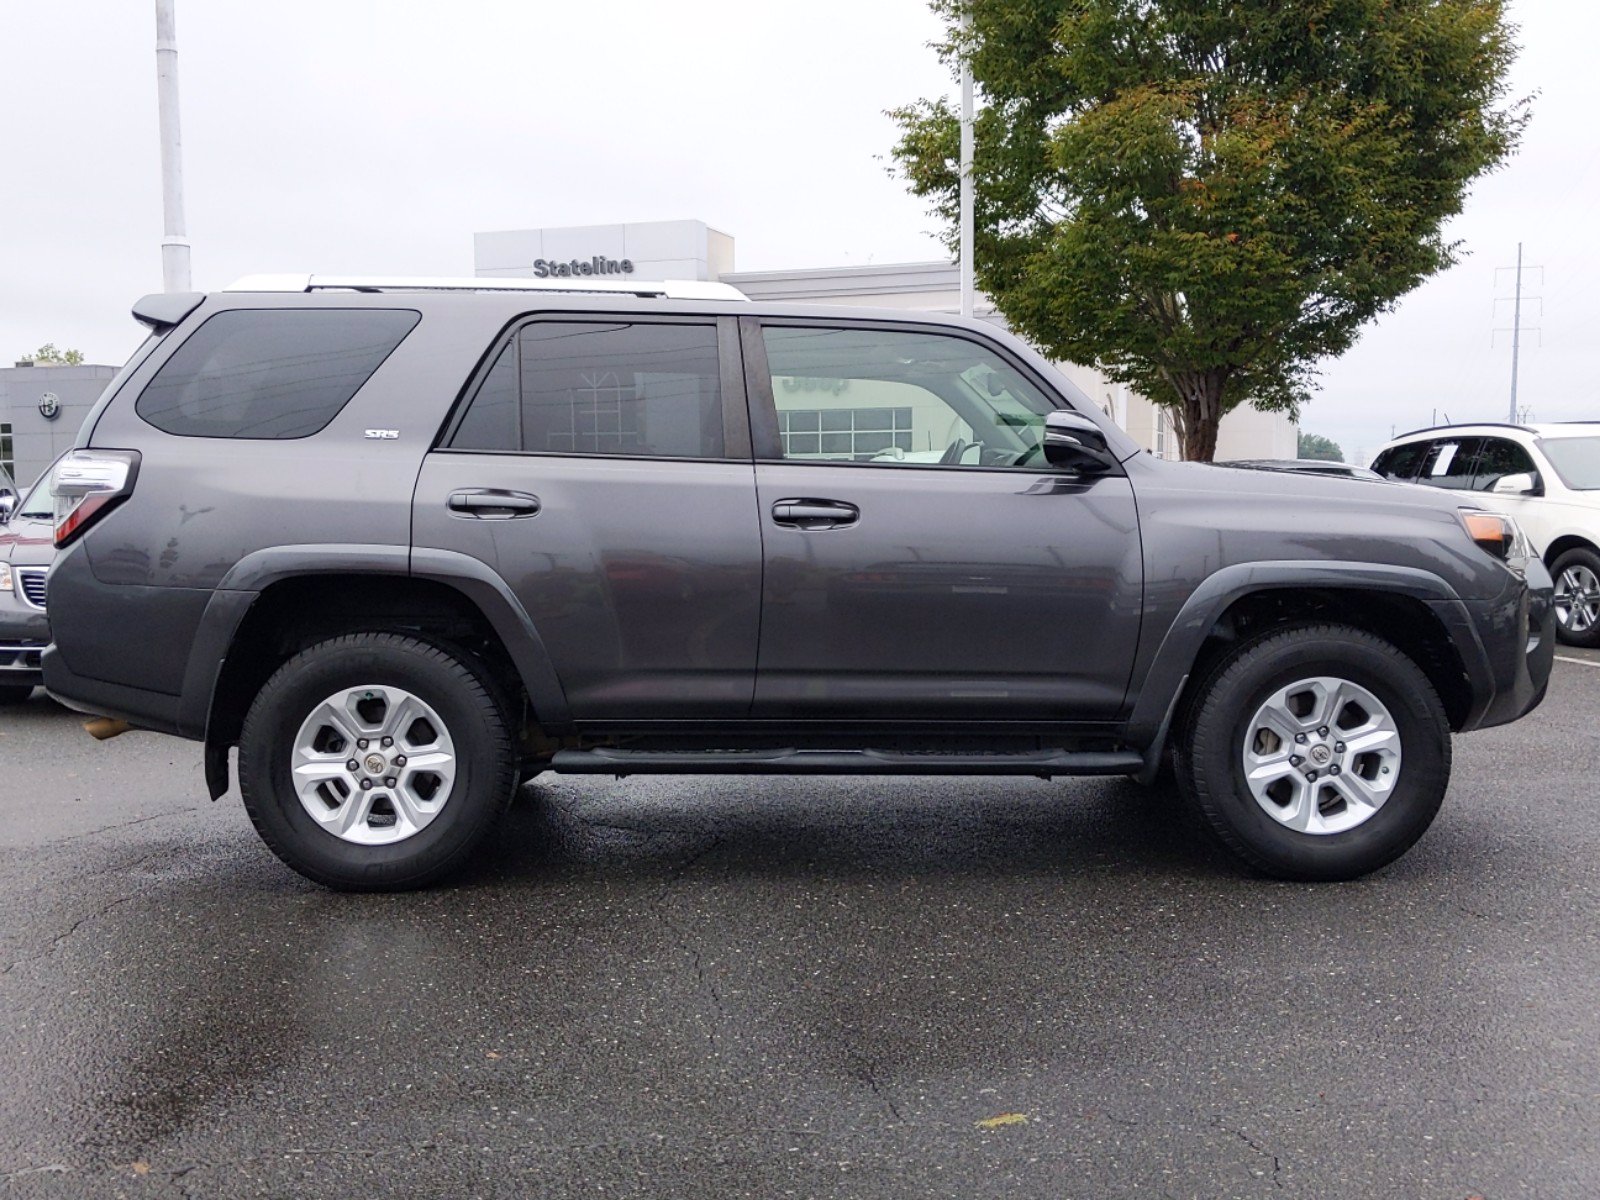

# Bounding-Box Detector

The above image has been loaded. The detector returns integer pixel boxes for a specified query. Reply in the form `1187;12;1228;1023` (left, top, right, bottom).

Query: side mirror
0;493;13;524
1042;411;1120;473
1491;472;1540;496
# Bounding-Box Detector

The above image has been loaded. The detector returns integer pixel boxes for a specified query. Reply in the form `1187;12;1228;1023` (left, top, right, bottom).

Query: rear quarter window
135;309;419;439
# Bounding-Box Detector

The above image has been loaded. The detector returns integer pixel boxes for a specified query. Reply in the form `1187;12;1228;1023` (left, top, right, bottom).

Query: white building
473;219;1298;462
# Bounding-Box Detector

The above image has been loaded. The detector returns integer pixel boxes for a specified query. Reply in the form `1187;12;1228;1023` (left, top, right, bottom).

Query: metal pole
155;0;191;292
1508;242;1521;423
958;8;975;319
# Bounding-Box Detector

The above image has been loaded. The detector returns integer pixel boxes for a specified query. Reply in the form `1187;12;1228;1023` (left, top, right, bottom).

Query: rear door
742;317;1142;723
412;314;762;722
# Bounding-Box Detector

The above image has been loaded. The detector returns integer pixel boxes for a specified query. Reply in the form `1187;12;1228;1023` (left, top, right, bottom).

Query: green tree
891;0;1525;460
30;343;85;366
1297;432;1344;462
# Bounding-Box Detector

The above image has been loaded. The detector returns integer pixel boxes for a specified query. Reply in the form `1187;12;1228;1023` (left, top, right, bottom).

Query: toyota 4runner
42;275;1553;889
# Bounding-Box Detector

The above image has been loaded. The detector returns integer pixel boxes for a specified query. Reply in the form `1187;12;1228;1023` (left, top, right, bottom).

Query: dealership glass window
1470;438;1540;491
0;422;12;482
760;325;1057;468
779;406;914;459
135;309;420;439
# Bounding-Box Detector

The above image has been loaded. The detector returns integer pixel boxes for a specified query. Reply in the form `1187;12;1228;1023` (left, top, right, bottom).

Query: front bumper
0;595;49;689
1454;557;1554;732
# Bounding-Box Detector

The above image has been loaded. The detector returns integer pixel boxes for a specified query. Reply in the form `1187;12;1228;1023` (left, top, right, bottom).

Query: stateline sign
532;256;634;279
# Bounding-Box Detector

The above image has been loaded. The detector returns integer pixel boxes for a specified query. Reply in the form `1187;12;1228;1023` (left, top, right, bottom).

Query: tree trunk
1172;371;1227;462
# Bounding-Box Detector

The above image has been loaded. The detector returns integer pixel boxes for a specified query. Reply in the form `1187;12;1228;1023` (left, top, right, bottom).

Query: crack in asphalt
652;837;729;1050
49;808;191;845
1;893;139;977
849;1055;905;1123
1212;1117;1284;1189
1;1163;72;1180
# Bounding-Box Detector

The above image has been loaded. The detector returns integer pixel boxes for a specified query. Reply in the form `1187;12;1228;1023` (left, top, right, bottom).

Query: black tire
1174;623;1451;881
238;633;516;891
0;684;33;705
1550;546;1600;648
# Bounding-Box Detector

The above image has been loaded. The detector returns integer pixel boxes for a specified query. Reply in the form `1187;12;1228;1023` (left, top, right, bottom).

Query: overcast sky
2;0;1595;462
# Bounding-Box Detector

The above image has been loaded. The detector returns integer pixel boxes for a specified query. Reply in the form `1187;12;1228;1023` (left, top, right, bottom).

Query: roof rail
223;274;748;302
1389;421;1536;440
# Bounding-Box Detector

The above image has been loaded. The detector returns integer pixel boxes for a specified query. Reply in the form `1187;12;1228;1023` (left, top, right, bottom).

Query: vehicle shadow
460;771;1239;887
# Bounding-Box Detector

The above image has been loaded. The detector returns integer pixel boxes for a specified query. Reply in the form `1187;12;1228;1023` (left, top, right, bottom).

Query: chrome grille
17;569;47;610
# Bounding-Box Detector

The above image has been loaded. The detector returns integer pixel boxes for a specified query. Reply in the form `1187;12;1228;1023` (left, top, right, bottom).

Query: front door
413;315;762;722
742;318;1142;723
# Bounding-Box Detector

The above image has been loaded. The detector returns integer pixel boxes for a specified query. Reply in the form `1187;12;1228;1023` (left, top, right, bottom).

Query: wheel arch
180;546;571;798
1127;562;1491;775
1543;533;1599;571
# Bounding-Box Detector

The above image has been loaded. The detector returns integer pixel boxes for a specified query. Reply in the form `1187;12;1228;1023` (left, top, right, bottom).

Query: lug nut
357;739;369;750
346;759;359;772
395;755;407;767
1335;742;1345;753
381;736;393;747
1294;733;1307;744
1289;754;1303;766
1330;765;1342;776
1317;726;1329;737
384;776;397;788
359;778;373;791
1305;769;1318;781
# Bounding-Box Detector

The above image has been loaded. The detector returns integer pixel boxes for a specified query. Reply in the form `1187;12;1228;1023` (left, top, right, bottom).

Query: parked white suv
1371;423;1600;645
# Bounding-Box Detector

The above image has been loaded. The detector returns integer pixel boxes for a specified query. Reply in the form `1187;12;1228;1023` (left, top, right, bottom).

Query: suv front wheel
238;633;516;890
1550;546;1600;648
1175;624;1451;881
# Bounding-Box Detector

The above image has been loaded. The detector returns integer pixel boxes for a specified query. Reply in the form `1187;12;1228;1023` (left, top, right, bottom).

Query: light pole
958;8;974;320
155;0;191;292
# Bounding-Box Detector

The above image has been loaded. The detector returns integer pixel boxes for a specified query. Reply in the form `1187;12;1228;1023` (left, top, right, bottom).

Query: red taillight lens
52;450;140;548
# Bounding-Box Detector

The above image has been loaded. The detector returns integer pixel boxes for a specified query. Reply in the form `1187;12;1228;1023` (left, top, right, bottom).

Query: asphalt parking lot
2;656;1597;1199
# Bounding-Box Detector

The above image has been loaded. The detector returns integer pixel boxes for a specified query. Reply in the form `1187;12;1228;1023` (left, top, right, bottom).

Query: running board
551;747;1143;778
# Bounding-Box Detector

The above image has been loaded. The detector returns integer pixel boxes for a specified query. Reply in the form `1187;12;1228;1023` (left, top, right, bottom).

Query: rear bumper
42;645;183;733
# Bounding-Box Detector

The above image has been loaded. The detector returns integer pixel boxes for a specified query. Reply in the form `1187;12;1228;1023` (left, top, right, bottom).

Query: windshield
16;460;60;519
1537;436;1600;490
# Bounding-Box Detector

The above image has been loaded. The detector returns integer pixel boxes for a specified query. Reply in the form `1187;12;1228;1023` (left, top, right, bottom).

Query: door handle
771;498;859;529
447;489;541;519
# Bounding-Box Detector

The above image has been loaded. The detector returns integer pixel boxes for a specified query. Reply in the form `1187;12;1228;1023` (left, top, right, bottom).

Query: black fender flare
179;544;573;797
1125;560;1494;772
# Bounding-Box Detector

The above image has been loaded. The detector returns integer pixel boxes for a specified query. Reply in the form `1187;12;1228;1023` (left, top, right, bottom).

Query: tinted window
453;322;724;459
1417;438;1483;490
136;309;418;439
450;343;518;451
1372;441;1429;481
1470;438;1539;491
761;325;1058;468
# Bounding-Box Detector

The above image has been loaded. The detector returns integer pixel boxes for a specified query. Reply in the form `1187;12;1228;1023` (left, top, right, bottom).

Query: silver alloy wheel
1555;564;1600;634
1240;675;1402;836
290;685;457;845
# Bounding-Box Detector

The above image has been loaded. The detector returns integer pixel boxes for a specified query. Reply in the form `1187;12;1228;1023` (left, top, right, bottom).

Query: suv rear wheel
1175;624;1451;881
1551;546;1600;648
238;633;516;890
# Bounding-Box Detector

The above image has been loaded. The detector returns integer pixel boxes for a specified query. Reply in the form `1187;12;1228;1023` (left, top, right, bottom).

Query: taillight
51;450;140;548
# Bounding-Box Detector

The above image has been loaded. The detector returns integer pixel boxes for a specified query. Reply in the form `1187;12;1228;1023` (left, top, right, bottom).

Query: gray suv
42;276;1553;889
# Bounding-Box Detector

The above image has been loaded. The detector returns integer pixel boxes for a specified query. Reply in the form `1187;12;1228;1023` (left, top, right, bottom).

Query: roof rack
223;274;749;302
1389;420;1536;440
